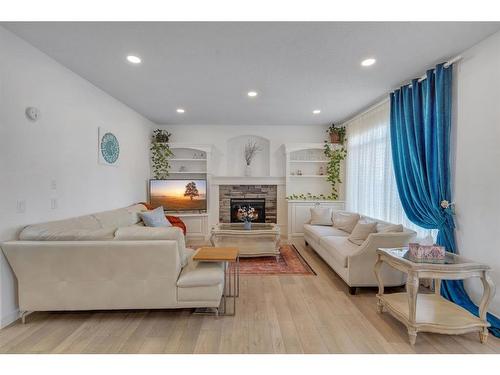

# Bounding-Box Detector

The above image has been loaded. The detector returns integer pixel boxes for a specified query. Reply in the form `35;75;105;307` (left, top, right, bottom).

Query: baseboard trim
1;308;20;329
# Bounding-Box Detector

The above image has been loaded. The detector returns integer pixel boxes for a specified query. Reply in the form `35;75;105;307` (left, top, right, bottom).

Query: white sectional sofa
1;204;224;320
304;211;416;294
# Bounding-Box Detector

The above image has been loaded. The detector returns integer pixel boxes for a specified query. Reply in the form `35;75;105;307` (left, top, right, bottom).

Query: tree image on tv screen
184;181;199;200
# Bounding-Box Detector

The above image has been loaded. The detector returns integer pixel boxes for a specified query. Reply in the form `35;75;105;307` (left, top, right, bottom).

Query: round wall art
98;127;120;165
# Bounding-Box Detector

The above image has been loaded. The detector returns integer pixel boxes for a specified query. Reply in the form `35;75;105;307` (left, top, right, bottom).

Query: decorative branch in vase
244;140;262;176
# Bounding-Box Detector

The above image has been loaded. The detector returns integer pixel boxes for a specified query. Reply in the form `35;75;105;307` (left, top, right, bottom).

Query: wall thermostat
25;107;40;121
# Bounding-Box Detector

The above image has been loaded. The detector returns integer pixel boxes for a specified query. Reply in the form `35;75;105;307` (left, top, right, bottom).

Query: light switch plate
51;198;57;210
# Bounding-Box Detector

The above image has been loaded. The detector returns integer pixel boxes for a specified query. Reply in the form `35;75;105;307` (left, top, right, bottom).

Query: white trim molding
212;176;286;185
1;308;20;328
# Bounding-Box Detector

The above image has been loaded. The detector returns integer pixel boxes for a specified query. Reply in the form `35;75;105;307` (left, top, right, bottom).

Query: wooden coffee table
193;247;240;316
375;247;494;345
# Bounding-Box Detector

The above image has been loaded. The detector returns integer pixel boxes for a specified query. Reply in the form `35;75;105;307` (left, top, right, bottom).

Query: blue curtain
390;63;500;337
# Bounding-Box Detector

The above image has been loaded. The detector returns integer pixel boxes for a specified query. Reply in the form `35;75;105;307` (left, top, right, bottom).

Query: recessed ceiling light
126;55;142;64
361;58;376;67
176;108;185;113
247;91;258;97
313;109;321;114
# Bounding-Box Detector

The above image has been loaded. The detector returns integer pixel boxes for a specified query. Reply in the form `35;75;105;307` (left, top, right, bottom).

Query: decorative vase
244;221;252;230
244;164;252;177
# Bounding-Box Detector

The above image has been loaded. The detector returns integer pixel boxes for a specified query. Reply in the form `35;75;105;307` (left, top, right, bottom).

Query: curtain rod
341;55;462;125
341;97;389;126
412;55;462;84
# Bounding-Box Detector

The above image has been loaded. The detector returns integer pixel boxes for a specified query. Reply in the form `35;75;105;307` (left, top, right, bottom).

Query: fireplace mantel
212;176;285;185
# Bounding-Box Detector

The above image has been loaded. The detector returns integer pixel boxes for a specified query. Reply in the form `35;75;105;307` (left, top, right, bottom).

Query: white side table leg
374;254;385;313
479;271;495;343
406;272;419;345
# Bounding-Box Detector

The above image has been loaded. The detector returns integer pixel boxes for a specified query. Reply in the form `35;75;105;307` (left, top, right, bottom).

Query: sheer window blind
345;101;433;240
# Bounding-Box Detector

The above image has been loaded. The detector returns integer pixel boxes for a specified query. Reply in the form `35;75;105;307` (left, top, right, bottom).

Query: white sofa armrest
352;231;416;258
347;231;415;287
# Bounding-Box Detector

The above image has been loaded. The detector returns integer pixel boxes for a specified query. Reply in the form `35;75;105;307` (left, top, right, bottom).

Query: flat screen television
149;179;207;211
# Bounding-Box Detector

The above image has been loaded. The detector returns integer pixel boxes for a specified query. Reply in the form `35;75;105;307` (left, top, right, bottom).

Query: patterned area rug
230;244;316;275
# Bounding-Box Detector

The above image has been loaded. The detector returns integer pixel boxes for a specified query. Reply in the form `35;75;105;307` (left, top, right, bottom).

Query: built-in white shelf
284;142;342;200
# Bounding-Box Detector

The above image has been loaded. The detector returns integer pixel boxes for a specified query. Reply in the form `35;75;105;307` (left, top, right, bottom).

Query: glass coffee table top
380;247;474;265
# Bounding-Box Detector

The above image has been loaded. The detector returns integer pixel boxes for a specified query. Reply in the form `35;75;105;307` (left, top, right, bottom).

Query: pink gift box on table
408;243;445;261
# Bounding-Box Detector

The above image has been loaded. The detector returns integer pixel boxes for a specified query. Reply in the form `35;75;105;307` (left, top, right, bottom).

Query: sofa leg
20;311;31;324
304;241;308;247
348;287;357;295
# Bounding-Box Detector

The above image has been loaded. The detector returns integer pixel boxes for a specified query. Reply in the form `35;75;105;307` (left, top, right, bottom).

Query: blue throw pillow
139;206;172;227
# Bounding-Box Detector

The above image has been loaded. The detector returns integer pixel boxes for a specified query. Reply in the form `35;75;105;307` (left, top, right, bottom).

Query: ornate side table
374;248;495;345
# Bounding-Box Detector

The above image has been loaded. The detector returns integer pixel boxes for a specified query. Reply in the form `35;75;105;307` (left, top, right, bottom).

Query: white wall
0;27;153;327
453;30;500;316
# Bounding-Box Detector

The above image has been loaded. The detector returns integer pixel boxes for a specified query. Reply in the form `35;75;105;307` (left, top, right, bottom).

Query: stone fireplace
219;185;277;223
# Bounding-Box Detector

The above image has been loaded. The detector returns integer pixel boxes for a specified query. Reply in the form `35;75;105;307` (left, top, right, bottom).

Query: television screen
149;179;207;211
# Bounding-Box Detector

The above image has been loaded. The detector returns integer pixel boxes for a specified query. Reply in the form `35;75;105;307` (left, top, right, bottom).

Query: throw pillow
310;207;333;226
139;206;172;227
333;211;360;233
377;223;404;233
348;221;378;245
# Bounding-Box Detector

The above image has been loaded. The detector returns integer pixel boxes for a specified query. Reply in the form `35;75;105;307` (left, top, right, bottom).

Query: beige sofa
304;211;416;294
1;204;224;320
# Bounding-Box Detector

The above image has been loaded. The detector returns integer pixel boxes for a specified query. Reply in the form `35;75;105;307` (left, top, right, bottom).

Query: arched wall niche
226;135;270;176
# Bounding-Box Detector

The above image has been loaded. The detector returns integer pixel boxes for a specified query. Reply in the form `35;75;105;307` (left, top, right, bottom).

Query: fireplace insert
230;198;266;223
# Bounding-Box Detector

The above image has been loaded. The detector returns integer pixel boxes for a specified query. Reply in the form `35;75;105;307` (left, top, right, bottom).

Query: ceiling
4;22;500;125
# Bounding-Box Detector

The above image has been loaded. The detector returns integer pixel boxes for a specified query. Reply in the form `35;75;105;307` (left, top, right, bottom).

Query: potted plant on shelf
323;139;347;200
326;123;346;144
150;129;173;179
237;206;258;230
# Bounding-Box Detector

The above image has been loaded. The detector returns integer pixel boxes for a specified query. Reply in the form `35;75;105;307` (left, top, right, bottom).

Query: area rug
230;244;316;275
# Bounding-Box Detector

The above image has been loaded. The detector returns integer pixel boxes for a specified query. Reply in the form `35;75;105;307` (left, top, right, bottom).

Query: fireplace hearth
230;198;266;223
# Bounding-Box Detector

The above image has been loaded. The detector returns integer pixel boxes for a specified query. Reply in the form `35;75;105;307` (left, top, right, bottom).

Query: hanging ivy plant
323;140;347;200
150;129;173;179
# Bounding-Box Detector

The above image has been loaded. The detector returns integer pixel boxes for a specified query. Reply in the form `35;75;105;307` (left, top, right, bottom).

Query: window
345;101;433;240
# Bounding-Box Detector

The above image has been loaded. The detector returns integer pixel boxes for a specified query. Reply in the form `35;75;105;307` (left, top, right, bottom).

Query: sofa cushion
177;284;224;303
139;207;172;227
114;226;189;267
20;228;115;241
19;214;102;240
92;204;147;229
333;212;360;233
177;259;224;288
319;236;360;268
377;223;404;233
310;207;333;226
348;221;377;245
303;224;349;242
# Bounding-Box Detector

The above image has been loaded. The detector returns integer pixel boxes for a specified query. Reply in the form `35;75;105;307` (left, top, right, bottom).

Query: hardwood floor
1;239;499;354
